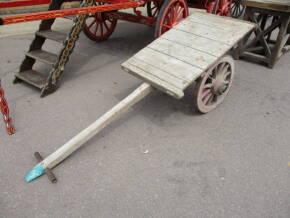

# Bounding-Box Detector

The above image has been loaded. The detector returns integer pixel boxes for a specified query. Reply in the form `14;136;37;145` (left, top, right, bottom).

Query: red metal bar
0;0;50;8
0;80;15;135
0;1;146;25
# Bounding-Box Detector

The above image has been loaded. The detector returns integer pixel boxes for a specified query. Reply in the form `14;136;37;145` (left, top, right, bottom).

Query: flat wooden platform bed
122;12;255;99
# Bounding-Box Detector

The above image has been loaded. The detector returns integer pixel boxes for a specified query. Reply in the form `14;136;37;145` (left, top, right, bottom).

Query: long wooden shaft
25;83;154;182
0;0;145;25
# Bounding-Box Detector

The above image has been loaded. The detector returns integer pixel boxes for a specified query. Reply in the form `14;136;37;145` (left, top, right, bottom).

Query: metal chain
49;0;95;84
0;79;15;135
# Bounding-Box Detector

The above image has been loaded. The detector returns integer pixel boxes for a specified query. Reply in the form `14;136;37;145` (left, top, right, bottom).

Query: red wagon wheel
193;55;235;113
215;0;232;16
147;0;162;18
155;0;188;37
83;2;117;41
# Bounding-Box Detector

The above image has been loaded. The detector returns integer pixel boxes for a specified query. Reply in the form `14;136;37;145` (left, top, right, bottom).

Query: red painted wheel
215;0;232;16
155;0;188;37
147;0;162;18
83;2;117;41
193;55;235;113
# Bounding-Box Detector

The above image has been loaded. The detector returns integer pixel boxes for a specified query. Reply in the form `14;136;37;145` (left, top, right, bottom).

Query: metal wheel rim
194;56;235;113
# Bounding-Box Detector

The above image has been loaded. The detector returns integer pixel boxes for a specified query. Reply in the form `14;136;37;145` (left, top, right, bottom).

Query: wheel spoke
203;92;213;105
94;22;99;35
203;83;213;90
223;70;231;80
201;89;211;99
177;7;184;20
100;22;104;36
103;20;109;31
88;20;96;29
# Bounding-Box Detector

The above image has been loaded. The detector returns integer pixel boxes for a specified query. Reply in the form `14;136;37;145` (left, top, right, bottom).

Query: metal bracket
34;152;57;183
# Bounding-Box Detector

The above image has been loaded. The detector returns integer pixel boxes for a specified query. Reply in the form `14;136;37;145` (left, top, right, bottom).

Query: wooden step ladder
14;0;94;97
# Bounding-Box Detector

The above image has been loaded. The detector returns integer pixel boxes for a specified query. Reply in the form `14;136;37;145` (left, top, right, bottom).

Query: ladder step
26;50;58;66
15;70;48;89
36;30;67;43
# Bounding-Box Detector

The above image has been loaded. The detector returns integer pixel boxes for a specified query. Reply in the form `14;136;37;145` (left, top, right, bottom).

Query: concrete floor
0;19;290;218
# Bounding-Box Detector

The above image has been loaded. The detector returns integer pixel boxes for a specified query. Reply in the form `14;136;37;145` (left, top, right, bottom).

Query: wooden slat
122;61;185;99
148;37;217;70
187;12;255;32
26;49;58;66
174;20;248;45
162;29;230;57
36;30;67;43
15;70;48;89
132;47;203;83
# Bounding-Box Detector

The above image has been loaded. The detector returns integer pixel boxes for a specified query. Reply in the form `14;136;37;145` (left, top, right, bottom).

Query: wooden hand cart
23;12;255;183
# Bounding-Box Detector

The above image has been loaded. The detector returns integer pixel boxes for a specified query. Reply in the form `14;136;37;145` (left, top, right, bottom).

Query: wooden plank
15;70;47;89
162;28;230;57
187;12;255;32
25;83;155;182
243;0;290;12
124;57;188;90
36;30;67;43
131;47;203;83
173;20;246;45
122;61;185;99
148;37;217;70
26;49;58;66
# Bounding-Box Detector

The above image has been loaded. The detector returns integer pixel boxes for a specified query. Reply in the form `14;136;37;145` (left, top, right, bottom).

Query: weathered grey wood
26;50;58;66
187;12;254;31
29;83;154;175
134;48;200;81
243;0;290;12
36;30;67;43
15;70;47;89
162;29;229;57
122;59;186;99
148;38;217;70
238;4;290;68
122;12;255;98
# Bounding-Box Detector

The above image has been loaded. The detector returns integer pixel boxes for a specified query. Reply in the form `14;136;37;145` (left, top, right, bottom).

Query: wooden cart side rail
0;0;146;25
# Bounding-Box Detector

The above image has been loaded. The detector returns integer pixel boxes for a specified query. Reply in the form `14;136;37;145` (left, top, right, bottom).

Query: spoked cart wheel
231;0;245;18
214;0;232;16
193;55;235;113
155;0;188;37
147;0;162;18
83;2;117;41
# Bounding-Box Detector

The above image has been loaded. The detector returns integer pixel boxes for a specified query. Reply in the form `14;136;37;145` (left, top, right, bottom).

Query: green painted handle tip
24;165;45;182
